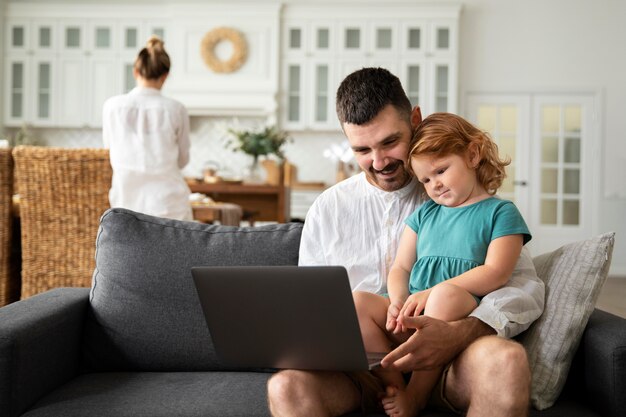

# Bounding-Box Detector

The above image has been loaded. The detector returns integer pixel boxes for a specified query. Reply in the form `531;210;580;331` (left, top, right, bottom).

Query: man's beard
366;160;412;192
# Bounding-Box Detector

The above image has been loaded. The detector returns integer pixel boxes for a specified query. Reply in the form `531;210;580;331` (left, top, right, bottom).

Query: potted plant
226;125;291;183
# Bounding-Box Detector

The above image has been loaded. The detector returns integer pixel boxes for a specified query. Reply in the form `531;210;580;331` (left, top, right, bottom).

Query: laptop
191;265;385;371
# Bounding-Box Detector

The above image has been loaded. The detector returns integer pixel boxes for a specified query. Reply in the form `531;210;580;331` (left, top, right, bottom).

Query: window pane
563;169;580;194
541;199;558;225
407;65;420;107
39;27;52;48
499;106;517;132
565;106;581;132
289;28;301;49
541;168;558;193
66;27;81;48
376;28;392;49
288;65;300;92
563;200;580;225
316;65;328;122
346;28;360;49
125;28;138;48
564;137;581;163
436;66;448;112
541;137;559;163
38;63;50;89
11;93;22;118
125;63;135;92
12;27;24;47
38;93;50;118
500;136;516;161
408;28;420;48
12;63;23;89
152;28;165;40
288;97;300;122
96;28;110;48
317;28;329;49
437;28;450;49
477;106;497;132
501;172;515;194
542;105;560;133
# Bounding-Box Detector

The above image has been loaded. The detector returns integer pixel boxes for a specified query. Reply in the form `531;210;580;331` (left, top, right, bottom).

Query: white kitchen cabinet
3;20;58;126
3;11;171;128
281;5;461;131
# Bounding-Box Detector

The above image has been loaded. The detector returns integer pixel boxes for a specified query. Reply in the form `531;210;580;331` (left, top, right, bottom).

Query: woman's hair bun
146;35;164;51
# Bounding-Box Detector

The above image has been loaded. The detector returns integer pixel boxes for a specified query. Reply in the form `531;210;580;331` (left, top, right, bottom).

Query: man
267;68;544;416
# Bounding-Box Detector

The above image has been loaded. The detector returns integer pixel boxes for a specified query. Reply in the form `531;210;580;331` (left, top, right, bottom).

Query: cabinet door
89;58;120;127
400;61;427;111
308;60;339;130
31;57;56;126
60;21;86;54
6;20;31;52
32;21;57;52
282;60;307;130
339;21;366;55
428;20;457;58
429;59;457;114
4;57;30;125
57;56;87;126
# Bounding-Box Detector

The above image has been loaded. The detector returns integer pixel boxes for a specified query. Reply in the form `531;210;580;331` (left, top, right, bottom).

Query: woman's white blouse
103;87;192;221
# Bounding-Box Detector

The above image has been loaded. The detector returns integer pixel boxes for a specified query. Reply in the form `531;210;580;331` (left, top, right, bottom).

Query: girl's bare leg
381;283;479;417
353;291;406;394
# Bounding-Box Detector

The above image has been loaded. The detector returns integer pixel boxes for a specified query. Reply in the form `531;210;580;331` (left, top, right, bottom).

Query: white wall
458;0;626;275
4;0;625;275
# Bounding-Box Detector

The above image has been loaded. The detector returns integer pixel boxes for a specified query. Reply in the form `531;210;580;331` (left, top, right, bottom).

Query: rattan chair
12;146;112;298
0;148;18;306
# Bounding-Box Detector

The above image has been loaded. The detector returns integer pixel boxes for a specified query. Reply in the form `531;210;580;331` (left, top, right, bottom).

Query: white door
466;93;599;255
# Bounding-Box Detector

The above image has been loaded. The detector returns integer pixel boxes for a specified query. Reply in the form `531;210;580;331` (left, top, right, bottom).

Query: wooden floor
596;277;626;318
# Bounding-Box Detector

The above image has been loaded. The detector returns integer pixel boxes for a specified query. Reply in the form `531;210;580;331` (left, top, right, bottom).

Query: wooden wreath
200;27;248;73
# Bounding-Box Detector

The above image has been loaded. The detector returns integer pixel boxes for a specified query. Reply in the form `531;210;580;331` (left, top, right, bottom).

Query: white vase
244;157;265;184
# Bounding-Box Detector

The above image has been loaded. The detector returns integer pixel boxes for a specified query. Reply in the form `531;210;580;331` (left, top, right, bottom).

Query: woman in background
103;36;192;221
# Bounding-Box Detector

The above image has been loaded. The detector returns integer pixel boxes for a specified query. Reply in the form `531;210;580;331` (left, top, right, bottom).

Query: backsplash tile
4;117;352;186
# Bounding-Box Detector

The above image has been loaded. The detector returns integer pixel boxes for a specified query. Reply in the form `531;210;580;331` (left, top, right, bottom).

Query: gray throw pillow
82;208;303;372
520;232;615;410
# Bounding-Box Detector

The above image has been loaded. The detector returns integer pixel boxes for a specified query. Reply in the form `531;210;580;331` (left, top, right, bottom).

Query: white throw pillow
520;232;615;410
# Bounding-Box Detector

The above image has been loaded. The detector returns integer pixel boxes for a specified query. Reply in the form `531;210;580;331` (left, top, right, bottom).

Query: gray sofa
1;208;624;417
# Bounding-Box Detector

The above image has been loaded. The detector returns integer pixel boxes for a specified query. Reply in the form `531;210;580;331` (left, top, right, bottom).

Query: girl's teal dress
405;197;531;295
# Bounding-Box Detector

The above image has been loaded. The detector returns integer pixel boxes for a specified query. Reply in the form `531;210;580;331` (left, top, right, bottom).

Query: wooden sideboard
187;180;290;224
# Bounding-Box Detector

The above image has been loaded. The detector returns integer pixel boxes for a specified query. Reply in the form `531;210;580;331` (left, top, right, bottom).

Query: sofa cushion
82;208;303;372
520;232;615;410
22;372;273;417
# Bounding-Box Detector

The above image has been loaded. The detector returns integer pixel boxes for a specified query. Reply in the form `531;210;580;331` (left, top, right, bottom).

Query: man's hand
380;316;495;372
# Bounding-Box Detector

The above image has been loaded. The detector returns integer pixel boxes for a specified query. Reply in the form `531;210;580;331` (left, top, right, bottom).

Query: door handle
513;180;528;186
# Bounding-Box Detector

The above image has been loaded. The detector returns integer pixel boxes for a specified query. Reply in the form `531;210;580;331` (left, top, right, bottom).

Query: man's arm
298;201;327;266
381;316;495;372
470;246;545;338
381;247;544;371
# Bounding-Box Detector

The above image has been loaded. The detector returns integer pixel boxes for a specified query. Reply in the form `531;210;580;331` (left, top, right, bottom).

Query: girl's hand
386;303;403;333
398;289;432;325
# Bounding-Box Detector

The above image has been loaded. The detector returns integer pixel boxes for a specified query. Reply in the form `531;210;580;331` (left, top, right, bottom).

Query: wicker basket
0;148;18;306
12;146;112;299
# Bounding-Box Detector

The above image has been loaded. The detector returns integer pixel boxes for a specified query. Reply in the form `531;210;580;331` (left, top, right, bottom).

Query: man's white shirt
299;172;545;338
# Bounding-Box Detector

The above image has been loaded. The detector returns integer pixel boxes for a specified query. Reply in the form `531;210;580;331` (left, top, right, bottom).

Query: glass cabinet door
36;61;52;120
286;63;302;124
314;64;329;123
9;61;25;119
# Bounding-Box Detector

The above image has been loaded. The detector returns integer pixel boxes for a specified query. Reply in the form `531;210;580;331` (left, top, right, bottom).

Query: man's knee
448;336;530;413
474;337;530;409
478;337;529;382
268;370;306;404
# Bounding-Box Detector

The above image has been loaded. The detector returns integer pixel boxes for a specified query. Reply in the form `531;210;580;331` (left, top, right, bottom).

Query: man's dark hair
336;67;412;126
